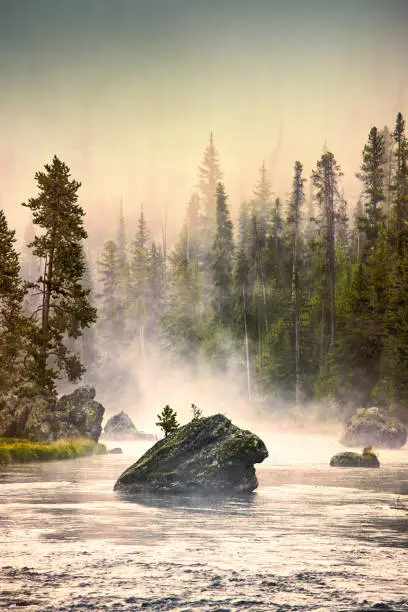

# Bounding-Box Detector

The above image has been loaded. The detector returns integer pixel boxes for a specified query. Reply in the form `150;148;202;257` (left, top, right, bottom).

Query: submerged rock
330;450;380;468
340;407;406;449
114;413;268;494
0;385;105;443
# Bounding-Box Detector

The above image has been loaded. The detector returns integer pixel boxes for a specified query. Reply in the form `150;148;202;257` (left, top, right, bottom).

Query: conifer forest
2;112;408;425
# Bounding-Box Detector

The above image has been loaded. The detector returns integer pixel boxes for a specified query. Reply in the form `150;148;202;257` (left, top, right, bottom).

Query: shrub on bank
0;437;106;465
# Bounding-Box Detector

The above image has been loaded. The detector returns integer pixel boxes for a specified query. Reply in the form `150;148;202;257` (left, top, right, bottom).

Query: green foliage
0;210;28;392
97;240;125;341
0;437;106;465
356;126;386;244
21;156;97;392
211;182;234;325
156;405;179;438
160;254;202;362
198;131;223;220
191;403;202;421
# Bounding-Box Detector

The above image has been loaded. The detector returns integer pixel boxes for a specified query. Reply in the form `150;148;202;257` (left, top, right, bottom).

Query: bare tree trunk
40;240;55;385
325;165;336;347
243;288;251;400
292;206;300;405
320;271;327;377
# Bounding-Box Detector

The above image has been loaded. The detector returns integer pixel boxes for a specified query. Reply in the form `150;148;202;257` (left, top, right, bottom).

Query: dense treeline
1;114;408;423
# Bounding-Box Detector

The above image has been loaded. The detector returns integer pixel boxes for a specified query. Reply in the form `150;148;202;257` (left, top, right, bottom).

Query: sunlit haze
1;0;408;249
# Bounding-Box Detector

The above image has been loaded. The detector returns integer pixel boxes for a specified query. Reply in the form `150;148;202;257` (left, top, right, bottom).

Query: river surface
0;428;407;611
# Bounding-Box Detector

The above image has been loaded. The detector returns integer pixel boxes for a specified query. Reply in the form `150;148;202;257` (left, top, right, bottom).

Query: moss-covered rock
340;407;406;449
330;450;380;468
114;413;268;494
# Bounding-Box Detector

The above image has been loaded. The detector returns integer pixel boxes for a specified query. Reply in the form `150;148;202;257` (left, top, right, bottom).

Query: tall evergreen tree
380;125;395;224
97;240;124;342
147;241;165;336
356;126;386;245
287;161;305;403
252;161;273;242
211;183;234;325
117;198;127;266
161;253;202;362
381;113;408;415
198;131;223;220
312;151;344;357
0;210;27;391
22;156;96;392
130;205;151;327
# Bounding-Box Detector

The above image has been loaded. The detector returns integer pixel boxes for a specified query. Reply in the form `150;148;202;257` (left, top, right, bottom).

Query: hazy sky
1;0;407;251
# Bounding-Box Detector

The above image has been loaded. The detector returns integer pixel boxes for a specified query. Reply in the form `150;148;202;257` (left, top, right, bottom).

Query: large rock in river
53;386;105;442
114;413;268;494
0;384;105;442
340;407;407;449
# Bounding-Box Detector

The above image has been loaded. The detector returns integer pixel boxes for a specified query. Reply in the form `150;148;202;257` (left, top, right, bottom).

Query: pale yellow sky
1;0;407;251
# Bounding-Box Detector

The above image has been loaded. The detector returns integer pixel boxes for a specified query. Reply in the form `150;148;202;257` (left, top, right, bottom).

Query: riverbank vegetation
0;437;106;465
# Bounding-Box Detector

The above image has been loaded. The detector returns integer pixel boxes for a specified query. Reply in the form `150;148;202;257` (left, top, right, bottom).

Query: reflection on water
0;432;407;611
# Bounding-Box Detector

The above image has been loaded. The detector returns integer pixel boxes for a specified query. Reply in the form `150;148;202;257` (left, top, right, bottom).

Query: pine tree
97;240;124;342
356;126;386;245
0;210;27;391
22;156;97;392
147;241;165;337
160;251;202;362
312;151;344;357
117;198;127;266
391;112;408;254
198;131;223;220
233;243;252;397
79;249;99;375
251;161;273;248
287;161;305;403
191;403;202;421
381;113;408;415
380;125;395;224
211;183;234;325
156;404;179;437
130;205;151;329
185;192;201;264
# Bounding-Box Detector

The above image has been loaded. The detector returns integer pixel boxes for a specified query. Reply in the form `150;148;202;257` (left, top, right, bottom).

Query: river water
0;428;407;611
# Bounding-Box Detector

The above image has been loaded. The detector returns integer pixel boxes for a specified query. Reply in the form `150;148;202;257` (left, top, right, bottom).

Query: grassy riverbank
0;437;106;465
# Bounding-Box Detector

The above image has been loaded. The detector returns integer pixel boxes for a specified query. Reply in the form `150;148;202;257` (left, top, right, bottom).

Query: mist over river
0;430;407;612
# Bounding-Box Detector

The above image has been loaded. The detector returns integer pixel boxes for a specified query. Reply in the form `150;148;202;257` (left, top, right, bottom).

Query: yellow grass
0;437;106;465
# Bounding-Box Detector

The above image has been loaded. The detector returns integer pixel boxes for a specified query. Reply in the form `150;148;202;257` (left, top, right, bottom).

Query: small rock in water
114;413;268;494
108;447;123;454
330;448;380;468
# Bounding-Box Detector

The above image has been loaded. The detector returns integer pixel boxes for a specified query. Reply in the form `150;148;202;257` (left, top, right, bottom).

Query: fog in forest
2;0;408;433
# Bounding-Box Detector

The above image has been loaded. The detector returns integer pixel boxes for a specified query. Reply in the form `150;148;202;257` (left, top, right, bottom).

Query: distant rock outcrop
114;413;268;494
103;411;156;441
0;385;105;443
330;449;380;468
340;407;407;449
104;411;137;439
